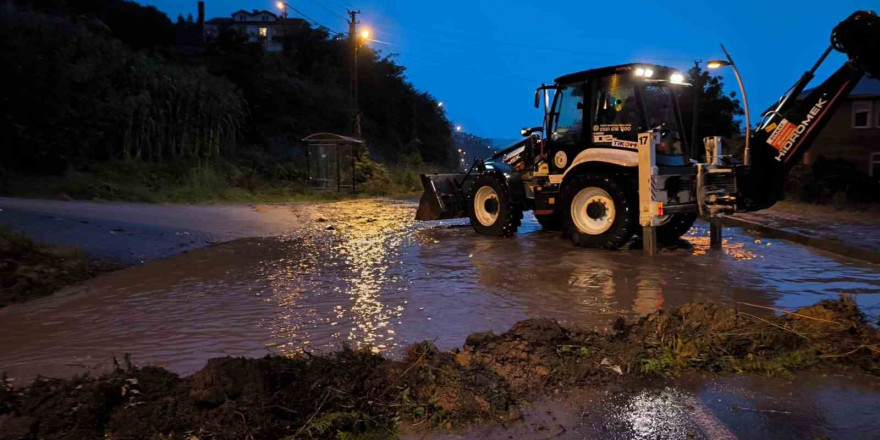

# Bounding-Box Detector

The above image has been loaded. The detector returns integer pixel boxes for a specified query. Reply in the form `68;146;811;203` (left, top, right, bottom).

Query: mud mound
1;299;877;439
0;226;122;307
628;297;879;374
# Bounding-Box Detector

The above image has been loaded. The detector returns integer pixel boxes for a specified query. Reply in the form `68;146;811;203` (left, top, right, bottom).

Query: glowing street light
437;102;444;108
707;44;751;165
456;125;462;132
360;28;371;40
275;1;288;18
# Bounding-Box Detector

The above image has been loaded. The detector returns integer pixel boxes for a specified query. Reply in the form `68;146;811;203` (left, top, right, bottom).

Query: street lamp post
707;44;751;165
348;11;370;139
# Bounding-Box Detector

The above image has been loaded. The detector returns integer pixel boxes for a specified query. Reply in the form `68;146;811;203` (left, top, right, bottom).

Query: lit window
853;101;871;128
259;27;268;37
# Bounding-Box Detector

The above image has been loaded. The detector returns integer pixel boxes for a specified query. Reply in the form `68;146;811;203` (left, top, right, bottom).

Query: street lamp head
360;29;371;40
276;1;285;10
706;60;731;69
456;126;462;132
437;102;443;107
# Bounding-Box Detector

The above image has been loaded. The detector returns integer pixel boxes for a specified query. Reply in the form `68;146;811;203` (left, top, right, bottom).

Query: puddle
405;372;880;440
0;200;877;381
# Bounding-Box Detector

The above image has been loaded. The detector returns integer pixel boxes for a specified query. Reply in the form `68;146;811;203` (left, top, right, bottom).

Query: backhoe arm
737;10;879;211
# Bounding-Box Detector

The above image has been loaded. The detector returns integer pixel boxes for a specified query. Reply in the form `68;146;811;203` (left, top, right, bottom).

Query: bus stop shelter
302;132;363;194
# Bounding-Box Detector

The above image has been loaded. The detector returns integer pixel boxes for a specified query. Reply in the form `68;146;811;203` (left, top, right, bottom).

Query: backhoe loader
415;10;879;251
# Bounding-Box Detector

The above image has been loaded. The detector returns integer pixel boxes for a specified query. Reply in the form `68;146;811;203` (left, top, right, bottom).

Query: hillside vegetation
0;0;454;201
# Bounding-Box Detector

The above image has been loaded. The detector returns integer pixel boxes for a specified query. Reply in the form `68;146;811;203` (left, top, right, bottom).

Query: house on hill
205;8;286;52
804;76;880;179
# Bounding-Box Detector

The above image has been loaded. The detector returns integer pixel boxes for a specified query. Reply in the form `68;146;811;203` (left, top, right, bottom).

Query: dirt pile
1;298;877;440
0;226;122;307
627;298;879;375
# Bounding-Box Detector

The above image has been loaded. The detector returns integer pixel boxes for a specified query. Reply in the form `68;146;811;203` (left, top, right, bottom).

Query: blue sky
152;0;871;138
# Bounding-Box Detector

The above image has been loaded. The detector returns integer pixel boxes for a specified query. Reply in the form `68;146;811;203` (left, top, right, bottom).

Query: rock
0;414;35;440
431;386;461;412
535;365;551;376
507;407;522;421
474;395;491;413
465;331;495;348
325;225;335;230
190;357;252;405
509;318;566;344
454;351;473;368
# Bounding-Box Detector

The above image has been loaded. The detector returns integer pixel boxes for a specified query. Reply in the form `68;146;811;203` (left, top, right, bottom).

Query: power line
321;0;356;12
303;0;349;23
379;23;693;64
285;4;344;35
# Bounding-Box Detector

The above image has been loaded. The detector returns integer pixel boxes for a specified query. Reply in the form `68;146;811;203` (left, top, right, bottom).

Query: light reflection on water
0;200;876;380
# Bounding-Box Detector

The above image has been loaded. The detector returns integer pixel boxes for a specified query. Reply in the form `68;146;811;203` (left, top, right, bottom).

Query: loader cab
543;64;691;173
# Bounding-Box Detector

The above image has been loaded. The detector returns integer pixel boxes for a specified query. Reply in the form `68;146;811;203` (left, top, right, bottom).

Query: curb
720;215;880;264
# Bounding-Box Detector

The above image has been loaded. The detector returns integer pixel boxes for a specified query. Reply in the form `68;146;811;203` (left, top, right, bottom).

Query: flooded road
409;372;880;440
0;199;877;381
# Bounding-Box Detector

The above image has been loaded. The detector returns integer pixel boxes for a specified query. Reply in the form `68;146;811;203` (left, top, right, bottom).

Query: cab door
545;82;586;175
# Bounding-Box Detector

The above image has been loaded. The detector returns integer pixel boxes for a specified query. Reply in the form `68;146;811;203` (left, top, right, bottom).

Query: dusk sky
151;0;871;138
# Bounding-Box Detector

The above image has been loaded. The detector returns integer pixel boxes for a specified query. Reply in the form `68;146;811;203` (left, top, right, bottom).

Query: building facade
804;76;880;179
205;9;285;52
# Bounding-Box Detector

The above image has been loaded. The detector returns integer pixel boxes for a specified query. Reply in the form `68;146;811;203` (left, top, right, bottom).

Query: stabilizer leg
643;226;659;256
710;217;723;250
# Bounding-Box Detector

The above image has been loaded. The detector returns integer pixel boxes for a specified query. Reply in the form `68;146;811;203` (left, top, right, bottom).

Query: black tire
561;174;638;249
656;213;698;245
535;213;563;230
468;172;522;237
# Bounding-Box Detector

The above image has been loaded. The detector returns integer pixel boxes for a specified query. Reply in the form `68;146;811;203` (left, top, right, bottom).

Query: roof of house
205;18;232;24
850;76;880;98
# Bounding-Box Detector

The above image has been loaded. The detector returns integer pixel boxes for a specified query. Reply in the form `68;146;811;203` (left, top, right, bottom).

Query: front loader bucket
415;173;469;221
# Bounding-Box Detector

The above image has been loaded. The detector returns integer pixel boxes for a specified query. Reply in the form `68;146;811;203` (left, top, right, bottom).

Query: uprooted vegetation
1;298;877;439
0;227;122;307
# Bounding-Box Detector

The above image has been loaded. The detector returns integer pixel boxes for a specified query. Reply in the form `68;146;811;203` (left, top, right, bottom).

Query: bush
783;158;880;204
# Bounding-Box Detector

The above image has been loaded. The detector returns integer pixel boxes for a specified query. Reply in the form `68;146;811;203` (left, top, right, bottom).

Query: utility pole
691;60;702;161
348;10;362;139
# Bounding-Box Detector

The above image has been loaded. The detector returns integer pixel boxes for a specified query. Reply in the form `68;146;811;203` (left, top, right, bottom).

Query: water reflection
261;200;416;355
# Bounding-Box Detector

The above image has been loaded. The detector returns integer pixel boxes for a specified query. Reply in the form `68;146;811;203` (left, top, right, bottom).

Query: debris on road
0;227;123;308
1;298;876;439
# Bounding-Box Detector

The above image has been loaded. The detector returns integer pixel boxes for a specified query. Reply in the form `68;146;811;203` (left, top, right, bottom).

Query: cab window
591;74;639;146
551;83;584;144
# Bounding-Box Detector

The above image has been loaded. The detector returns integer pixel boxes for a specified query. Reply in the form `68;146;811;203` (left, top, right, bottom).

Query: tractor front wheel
468;173;522;237
656;213;698;245
562;174;637;249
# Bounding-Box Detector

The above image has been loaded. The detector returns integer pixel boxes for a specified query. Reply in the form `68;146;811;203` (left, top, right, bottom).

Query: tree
679;66;744;158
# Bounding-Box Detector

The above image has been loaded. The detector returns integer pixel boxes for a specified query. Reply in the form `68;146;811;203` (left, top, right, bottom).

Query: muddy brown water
0;200;878;383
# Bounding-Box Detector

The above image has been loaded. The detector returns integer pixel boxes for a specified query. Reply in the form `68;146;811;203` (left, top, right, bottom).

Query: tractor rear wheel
468;173;521;237
562;174;637;249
